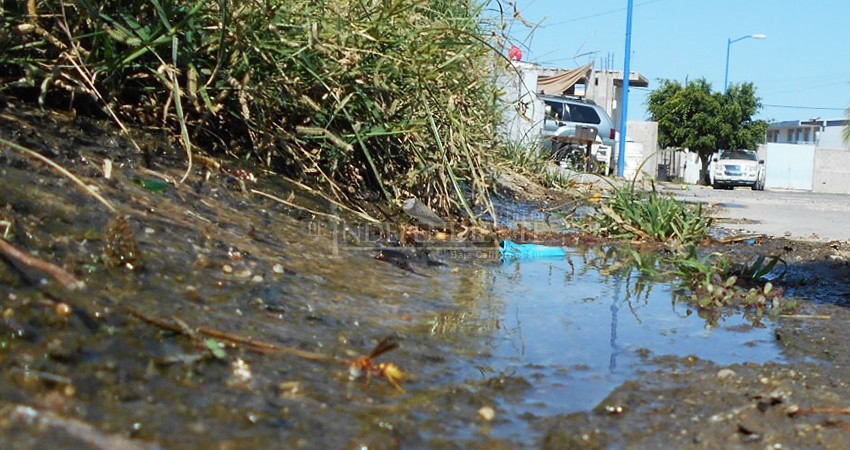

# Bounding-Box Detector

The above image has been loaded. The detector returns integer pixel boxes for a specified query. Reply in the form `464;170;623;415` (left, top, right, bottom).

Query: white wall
764;143;815;190
498;62;545;145
813;147;850;194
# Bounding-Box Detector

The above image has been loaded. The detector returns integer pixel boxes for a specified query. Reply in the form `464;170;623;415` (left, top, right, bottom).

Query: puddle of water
0;157;786;447
428;246;783;438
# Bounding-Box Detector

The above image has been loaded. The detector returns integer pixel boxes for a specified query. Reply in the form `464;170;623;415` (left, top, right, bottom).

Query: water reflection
438;246;783;416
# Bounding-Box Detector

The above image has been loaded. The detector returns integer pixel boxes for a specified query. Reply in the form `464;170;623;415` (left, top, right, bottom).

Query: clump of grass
590;181;711;245
627;245;796;324
0;0;523;221
497;140;576;189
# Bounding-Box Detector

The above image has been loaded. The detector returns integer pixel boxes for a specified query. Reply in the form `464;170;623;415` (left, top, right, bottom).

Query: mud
3;104;850;449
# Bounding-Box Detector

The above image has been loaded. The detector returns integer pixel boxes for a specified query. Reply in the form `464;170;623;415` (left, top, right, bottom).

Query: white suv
711;149;765;190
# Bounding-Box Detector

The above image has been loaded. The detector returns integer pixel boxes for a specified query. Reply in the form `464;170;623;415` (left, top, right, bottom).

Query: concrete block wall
624;121;659;179
813;147;850;194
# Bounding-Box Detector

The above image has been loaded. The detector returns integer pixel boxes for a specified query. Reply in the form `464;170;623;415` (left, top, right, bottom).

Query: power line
545;0;666;26
762;104;847;111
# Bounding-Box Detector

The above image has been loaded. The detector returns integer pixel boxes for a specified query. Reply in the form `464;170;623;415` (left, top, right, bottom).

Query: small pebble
478;406;495;421
272;264;284;274
55;302;73;318
221;264;233;274
717;368;736;380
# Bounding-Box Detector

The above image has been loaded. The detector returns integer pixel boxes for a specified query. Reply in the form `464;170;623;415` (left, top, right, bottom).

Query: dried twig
2;139;117;213
251;188;341;222
279;176;382;224
126;307;330;362
0;238;84;290
6;405;161;450
779;314;832;320
796;406;850;415
717;234;764;244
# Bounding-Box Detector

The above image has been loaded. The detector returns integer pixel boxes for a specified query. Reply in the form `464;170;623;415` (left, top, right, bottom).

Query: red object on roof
508;45;522;61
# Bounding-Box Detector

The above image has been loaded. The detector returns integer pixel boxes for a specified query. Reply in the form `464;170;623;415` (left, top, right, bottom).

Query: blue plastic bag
499;240;567;259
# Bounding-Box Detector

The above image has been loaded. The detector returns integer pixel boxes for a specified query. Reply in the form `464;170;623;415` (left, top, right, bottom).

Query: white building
766;119;849;148
760;118;850;193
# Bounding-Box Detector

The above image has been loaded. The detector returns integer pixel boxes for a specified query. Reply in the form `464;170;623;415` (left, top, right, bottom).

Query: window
720;150;758;161
567;104;601;125
544;100;565;121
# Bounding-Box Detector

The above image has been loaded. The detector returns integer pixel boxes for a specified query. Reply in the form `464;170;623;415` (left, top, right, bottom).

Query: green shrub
1;0;512;218
591;181;711;245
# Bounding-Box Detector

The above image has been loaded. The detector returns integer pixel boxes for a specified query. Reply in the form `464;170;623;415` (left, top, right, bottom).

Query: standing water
416;244;784;440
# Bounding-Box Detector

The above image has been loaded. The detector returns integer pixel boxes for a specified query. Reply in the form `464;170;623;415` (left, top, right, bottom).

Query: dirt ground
3;104;850;449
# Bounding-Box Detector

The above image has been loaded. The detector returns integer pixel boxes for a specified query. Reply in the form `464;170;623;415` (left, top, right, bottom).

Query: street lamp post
617;0;634;178
724;33;766;91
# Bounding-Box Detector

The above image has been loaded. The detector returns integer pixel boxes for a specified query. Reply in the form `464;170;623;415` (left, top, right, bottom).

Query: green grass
623;245;796;323
590;181;711;245
497;140;576;189
0;0;524;220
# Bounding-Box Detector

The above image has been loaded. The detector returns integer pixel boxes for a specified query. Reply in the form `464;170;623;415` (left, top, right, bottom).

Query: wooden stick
126;307;330;362
716;234;764;244
6;404;159;450
779;314;832;320
0;238;84;290
796;407;850;415
251;188;340;221
0;138;117;213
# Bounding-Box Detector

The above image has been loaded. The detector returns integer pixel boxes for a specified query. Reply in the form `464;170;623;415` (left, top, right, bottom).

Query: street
664;184;850;243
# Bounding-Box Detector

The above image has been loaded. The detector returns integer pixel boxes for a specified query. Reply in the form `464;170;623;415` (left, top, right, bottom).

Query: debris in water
499;240;567;259
229;358;254;387
104;215;143;270
478;406;496;421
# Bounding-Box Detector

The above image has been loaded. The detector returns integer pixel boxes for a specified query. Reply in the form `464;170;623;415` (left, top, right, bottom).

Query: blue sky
506;0;850;123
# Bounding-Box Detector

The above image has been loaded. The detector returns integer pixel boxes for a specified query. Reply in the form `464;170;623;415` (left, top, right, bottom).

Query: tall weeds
1;0;513;219
591;181;711;245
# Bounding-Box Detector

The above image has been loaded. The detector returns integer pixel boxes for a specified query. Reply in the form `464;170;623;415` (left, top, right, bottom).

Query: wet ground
3;106;850;449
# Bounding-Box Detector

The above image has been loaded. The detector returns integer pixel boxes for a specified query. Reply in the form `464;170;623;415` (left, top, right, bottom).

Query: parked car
711;149;765;190
539;94;617;173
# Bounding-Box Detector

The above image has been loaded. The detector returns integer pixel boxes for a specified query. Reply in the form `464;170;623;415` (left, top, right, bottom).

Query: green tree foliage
647;78;768;169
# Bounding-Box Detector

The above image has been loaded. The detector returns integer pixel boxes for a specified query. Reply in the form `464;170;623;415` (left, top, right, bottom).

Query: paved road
663;184;850;243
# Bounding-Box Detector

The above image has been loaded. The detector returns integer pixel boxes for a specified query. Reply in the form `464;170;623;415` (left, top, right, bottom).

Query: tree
647;78;768;174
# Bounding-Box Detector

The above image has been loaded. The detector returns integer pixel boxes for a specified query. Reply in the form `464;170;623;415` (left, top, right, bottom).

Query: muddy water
0;130;784;449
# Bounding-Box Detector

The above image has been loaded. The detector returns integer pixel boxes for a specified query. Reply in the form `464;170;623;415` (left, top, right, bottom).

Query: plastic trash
499;240;567;259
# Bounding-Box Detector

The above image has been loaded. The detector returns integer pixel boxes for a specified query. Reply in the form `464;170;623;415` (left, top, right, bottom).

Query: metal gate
764;143;815;190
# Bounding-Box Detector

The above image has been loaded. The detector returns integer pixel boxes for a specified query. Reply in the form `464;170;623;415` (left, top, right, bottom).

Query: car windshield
720;150;757;161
